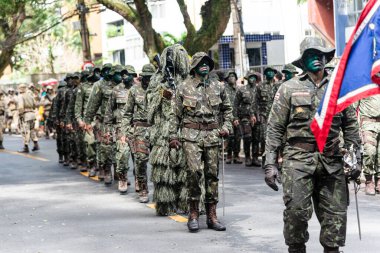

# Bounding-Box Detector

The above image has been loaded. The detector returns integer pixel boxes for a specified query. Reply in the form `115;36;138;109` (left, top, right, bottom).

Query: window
113;49;125;65
106;20;124;38
150;0;166;19
247;48;261;66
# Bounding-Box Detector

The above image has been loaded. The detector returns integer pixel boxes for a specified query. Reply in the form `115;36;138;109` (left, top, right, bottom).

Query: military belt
289;141;336;156
134;121;151;127
361;116;380;122
184;122;219;131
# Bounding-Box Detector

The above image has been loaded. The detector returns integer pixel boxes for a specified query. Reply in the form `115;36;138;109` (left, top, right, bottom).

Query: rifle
343;144;362;240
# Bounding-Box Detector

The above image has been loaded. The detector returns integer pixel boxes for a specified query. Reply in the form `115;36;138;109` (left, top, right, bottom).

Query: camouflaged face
160;44;190;78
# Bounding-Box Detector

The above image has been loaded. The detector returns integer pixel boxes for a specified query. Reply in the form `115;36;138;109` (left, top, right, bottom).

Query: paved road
1;135;379;253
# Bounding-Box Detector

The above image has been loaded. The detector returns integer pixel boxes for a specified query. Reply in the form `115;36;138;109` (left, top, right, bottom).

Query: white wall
266;40;285;65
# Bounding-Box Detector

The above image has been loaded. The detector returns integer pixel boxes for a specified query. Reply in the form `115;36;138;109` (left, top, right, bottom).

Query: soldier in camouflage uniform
256;67;276;166
121;64;155;201
6;88;19;134
264;37;361;253
224;70;242;164
147;44;190;216
233;71;258;166
40;86;55;139
75;66;101;176
51;80;68;163
17;84;39;153
0;89;6;149
84;63;115;184
64;72;81;169
356;95;380;195
104;65;136;192
169;52;231;232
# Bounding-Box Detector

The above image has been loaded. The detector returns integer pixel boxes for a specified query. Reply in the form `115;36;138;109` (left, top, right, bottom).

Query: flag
311;0;380;152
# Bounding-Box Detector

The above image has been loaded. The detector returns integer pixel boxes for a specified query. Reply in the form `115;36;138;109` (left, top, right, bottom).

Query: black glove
169;139;181;149
264;164;281;191
351;148;362;182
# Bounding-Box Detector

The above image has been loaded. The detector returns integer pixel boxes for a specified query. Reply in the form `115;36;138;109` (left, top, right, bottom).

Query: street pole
77;0;92;61
232;0;248;78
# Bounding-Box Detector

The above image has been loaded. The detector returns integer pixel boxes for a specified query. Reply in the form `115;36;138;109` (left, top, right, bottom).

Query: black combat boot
288;244;306;253
18;145;29;153
104;165;112;185
0;141;4;149
226;153;232;164
245;152;253;167
323;246;339;253
88;162;97;177
206;203;226;231
31;141;40;151
63;155;70;166
233;153;243;164
58;154;64;163
187;201;200;233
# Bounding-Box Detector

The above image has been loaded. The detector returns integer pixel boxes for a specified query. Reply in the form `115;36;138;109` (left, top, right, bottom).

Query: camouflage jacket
265;72;360;168
256;80;274;117
0;95;5;116
74;81;93;123
121;84;148;134
66;86;80;126
224;83;237;112
266;80;284;117
356;94;380;119
104;82;132;129
233;83;257;120
84;78;114;124
170;76;233;145
51;86;67;123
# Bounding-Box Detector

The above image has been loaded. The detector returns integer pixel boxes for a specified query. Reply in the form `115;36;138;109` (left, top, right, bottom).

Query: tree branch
176;0;196;40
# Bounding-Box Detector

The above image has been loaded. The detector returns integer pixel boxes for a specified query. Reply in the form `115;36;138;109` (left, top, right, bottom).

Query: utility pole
77;0;92;61
231;0;248;77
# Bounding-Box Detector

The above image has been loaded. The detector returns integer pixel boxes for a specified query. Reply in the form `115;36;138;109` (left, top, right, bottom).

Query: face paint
112;73;122;84
265;70;275;80
302;50;325;73
195;62;210;77
72;77;80;86
283;71;294;81
227;73;237;85
248;76;256;85
101;68;111;80
141;76;151;89
123;74;134;85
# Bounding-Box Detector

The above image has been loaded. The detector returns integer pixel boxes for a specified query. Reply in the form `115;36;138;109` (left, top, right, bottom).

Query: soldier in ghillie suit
264;37;361;253
121;64;155;202
105;65;136;194
169;52;232;233
84;63;115;184
147;44;189;216
233;71;258;166
224;70;242;164
75;66;101;176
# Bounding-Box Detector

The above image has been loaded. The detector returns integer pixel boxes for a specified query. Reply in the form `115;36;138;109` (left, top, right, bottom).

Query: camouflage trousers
256;115;267;154
132;126;149;184
98;124;113;168
361;121;380;177
67;129;79;162
76;129;86;163
115;140;130;175
227;125;241;156
0;115;4;141
239;118;254;157
21;119;38;145
282;152;347;248
56;126;64;155
84;130;96;165
183;141;219;203
252;122;261;156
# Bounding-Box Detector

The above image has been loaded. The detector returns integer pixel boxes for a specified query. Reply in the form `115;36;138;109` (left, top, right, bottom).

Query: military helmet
109;65;124;75
121;65;137;77
46;85;53;90
281;64;298;74
102;63;112;71
190;52;214;74
263;67;278;75
244;70;260;80
223;70;238;80
140;64;156;77
72;72;81;79
292;36;335;69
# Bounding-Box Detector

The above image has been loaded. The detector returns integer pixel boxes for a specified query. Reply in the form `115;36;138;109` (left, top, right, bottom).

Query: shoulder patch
292;92;310;97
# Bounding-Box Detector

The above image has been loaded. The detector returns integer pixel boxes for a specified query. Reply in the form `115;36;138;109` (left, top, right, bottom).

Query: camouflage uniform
104;65;135;189
40;87;55;139
357;94;380;194
265;37;361;252
224;70;242;164
51;80;67;162
234;71;258;166
84;64;114;182
0;89;5;149
147;44;190;215
75;67;100;175
17;84;38;152
121;64;155;199
6;89;19;134
170;52;232;232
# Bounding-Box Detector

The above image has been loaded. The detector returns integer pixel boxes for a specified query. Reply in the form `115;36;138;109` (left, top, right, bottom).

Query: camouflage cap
122;65;137;77
8;87;15;92
58;80;67;88
72;72;81;78
223;70;238;80
46;85;53;90
244;70;260;80
64;73;73;81
81;70;90;77
18;83;27;90
263;67;278;75
140;63;156;76
281;64;298;74
109;65;124;75
292;36;335;69
28;83;35;89
102;63;112;71
190;52;214;74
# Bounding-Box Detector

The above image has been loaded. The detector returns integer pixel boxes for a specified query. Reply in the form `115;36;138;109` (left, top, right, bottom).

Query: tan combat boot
365;176;376;195
187;201;199;232
135;177;140;192
118;173;128;194
233;153;243;164
139;181;149;203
